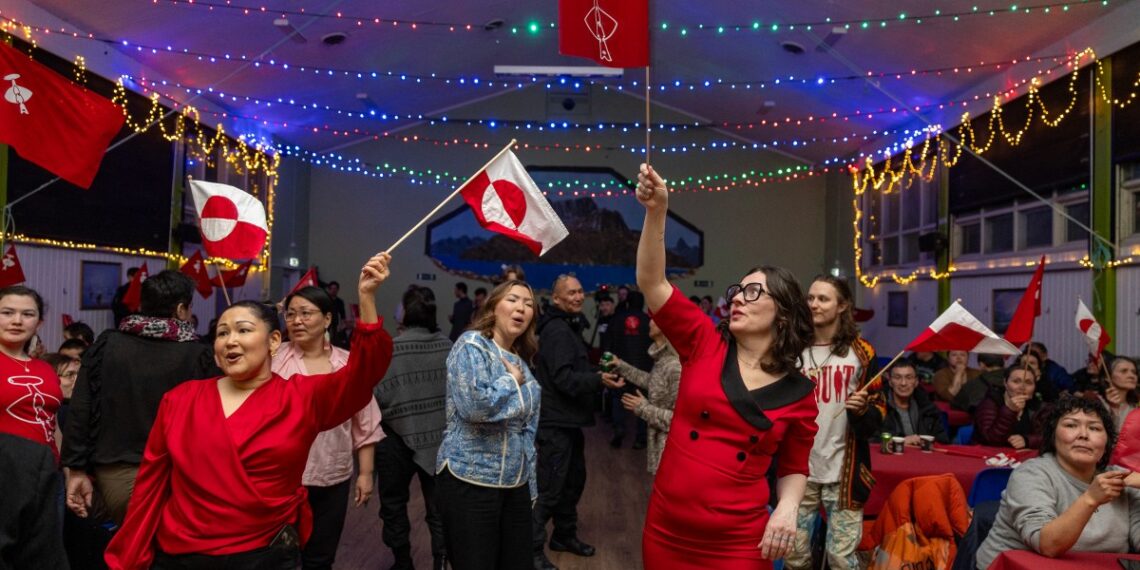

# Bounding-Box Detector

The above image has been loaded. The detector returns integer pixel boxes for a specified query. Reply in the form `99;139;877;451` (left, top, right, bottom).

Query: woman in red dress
634;165;818;569
104;252;395;570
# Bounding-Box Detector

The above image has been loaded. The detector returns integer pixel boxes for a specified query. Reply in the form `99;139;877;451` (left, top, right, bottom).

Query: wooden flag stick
385;138;517;254
213;260;232;306
645;66;651;164
833;349;906;419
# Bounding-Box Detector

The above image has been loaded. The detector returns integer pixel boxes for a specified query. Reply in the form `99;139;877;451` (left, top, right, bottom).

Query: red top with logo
0;355;63;456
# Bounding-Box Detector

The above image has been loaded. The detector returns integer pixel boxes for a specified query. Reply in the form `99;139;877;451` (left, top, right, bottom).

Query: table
988;550;1140;569
864;444;1036;516
933;400;972;428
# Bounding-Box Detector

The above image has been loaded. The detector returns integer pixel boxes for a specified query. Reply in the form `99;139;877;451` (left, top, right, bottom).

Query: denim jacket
436;330;541;500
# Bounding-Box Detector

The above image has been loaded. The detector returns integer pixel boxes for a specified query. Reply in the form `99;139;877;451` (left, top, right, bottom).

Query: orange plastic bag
869;521;953;570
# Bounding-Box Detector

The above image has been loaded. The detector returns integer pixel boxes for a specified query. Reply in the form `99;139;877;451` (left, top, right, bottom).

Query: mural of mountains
431;235;488;257
456;198;698;268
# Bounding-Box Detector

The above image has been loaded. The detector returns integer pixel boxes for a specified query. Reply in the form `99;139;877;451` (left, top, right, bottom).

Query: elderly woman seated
975;397;1140;568
972;365;1050;449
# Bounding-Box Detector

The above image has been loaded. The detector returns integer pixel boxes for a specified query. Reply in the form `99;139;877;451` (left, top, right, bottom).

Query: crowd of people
2;164;1140;570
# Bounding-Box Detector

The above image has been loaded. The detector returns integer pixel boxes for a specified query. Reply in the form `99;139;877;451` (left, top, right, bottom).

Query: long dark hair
809;275;859;357
468;280;538;363
717;266;813;375
1040;396;1117;471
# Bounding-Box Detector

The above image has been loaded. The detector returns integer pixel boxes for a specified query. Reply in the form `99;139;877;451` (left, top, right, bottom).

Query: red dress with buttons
643;287;818;569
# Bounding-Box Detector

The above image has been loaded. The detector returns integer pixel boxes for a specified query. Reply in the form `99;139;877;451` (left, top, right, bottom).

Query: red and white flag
0;42;124;188
61;314;74;328
122;263;148;313
1075;299;1110;357
906;301;1020;355
459;150;568;256
213;260;252;288
288;267;319;297
0;244;26;287
179;250;214;299
188;180;268;260
1003;255;1045;347
559;0;649;68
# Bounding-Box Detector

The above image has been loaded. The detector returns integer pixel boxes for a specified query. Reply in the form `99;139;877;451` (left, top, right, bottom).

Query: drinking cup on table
891;437;905;455
919;435;935;453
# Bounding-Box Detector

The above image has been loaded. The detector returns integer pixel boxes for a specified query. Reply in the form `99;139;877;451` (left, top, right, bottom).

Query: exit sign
416;273;437;281
694;280;713;288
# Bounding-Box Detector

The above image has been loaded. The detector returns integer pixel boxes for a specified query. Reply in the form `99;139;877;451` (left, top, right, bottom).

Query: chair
955;425;974;445
967;467;1013;507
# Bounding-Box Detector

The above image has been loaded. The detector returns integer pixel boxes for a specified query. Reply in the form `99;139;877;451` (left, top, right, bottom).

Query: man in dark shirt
326;280;351;349
110;267;139;327
447;282;474;342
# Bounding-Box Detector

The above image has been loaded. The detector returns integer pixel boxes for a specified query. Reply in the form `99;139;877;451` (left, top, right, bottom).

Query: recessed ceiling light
321;32;348;46
780;41;806;55
484;19;505;31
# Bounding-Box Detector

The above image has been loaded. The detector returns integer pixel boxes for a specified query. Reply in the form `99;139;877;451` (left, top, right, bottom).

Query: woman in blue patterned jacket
435;279;541;570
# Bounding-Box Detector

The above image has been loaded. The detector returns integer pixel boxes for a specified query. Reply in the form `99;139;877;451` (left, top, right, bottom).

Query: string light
2;232;264;272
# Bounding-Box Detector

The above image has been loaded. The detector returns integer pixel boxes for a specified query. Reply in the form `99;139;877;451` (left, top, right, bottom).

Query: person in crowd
788;275;881;570
1018;350;1059;403
932;350;980;404
502;264;526;284
448;282;474;342
593;294;616;351
607;290;651;450
102;253;394;570
325;280;352;349
273;286;383;570
473;287;487;312
635;164;818;569
1073;352;1113;398
972;366;1050;449
533;274;609;569
880;360;949;445
975;397;1140;568
910;351;948;384
1028;341;1077;395
65;321;96;346
951;353;1006;412
699;295;719;325
375;286;450;570
41;352;79;431
0;286;67;568
59;338;88;360
111;267;140;327
64;271;219;526
28;332;46;359
435;279;540;570
611;318;681;476
1100;356;1138;431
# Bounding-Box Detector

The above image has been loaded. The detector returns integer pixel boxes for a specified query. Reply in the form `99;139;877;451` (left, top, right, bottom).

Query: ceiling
13;0;1140;173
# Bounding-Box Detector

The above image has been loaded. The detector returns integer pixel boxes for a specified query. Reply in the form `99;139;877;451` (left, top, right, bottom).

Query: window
1066;201;1090;243
885;193;900;233
883;237;899;266
986;214;1014;253
960;222;981;255
1022;206;1053;249
923;180;940;226
902;232;921;264
903;188;921;230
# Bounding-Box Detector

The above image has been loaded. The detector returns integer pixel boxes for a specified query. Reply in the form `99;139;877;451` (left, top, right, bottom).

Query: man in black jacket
0;433;68;569
881;360;950;445
532;275;613;570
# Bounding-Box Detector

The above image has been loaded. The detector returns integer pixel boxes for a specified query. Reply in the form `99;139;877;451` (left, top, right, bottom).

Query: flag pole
385;138;517;254
833;349;905;418
645;66;651;164
213;261;232;306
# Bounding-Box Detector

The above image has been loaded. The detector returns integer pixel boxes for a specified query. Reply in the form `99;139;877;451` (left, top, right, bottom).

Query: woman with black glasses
634;164;818;569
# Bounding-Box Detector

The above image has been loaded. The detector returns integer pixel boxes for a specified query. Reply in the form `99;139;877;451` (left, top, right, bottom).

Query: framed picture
992;288;1024;335
81;261;121;310
887;291;908;327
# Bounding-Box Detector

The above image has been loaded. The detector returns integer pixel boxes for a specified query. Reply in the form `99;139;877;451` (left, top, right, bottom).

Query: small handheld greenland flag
906;301;1020;356
1075;299;1110;358
458;150;568;256
188;180;268;260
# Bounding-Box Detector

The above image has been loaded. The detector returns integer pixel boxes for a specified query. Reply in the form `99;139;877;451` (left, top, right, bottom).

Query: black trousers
301;479;351;570
436;467;531;570
375;432;445;562
153;545;297;570
532;426;586;551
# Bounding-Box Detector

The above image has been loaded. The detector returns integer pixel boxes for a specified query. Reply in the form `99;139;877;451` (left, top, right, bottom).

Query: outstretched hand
636;163;668;211
359;252;391;296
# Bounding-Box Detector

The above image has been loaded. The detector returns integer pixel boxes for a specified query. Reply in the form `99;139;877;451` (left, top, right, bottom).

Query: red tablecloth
864;445;1036;516
988;550;1140;569
934;400;972;428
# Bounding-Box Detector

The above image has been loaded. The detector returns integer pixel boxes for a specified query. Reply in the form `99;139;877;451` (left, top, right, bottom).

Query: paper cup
891;437;905;454
919;435;935;452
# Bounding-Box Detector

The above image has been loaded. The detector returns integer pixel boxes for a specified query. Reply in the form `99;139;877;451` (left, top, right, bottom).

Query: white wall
1117;266;1140;358
858;280;941;360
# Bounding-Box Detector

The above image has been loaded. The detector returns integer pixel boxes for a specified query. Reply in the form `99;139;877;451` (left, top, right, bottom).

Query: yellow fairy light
2;232;265;272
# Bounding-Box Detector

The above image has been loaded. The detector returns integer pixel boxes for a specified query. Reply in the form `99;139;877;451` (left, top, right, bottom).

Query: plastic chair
956;425;974;445
967;467;1013;507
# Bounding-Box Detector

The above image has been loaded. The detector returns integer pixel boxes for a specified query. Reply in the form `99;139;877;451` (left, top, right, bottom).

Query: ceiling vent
322;32;348;46
780;41;806;55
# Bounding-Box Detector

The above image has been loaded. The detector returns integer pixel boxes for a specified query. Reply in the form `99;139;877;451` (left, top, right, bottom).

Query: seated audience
881;360;950;445
1073;352;1113;399
1018;350;1060;403
973;366;1050;449
911;351;948;384
932;350;980;404
975;397;1140;568
1028;341;1077;395
1101;356;1139;431
952;353;1006;412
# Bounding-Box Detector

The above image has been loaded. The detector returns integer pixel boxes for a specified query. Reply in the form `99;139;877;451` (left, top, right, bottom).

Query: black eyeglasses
726;282;767;303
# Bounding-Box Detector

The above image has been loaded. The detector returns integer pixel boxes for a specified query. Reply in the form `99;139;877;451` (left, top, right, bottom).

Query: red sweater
105;321;392;569
0;356;62;456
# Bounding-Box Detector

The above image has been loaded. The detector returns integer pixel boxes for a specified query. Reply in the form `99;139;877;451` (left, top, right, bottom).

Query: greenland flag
1075;299;1111;357
189;180;268;260
906;301;1020;355
458;150;568;256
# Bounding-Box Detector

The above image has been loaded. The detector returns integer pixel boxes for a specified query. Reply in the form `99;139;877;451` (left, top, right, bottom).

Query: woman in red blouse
105;253;395;570
634;165;818;569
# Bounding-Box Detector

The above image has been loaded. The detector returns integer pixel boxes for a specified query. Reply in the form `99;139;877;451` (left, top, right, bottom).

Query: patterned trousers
783;481;863;570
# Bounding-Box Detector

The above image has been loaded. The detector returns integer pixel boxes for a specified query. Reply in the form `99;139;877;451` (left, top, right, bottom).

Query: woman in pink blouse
272;286;383;570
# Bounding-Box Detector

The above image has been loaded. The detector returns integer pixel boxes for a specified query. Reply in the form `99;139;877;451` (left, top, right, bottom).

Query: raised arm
636;163;673;314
